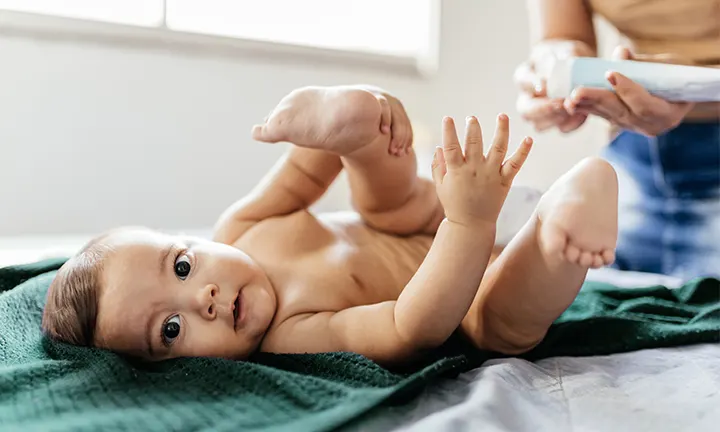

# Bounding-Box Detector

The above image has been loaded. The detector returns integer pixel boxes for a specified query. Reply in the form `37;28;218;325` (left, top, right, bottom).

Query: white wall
0;0;615;237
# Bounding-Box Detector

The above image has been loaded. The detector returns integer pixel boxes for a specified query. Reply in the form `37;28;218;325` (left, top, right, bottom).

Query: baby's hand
432;115;533;228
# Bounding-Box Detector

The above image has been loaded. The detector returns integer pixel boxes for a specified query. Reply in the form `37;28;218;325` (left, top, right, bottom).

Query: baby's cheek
187;324;249;359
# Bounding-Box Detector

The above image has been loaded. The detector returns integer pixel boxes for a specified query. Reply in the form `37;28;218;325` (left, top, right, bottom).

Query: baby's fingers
431;147;447;184
464;116;484;163
501;137;533;184
442;117;464;169
486;114;509;168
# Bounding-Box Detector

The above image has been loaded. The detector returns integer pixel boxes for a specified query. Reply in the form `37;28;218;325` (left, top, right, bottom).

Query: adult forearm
527;0;597;50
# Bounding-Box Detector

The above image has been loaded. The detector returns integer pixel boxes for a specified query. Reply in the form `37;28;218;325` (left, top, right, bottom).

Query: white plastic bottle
546;57;720;102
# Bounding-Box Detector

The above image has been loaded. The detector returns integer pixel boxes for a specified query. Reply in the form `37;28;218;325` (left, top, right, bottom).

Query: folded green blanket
1;259;718;432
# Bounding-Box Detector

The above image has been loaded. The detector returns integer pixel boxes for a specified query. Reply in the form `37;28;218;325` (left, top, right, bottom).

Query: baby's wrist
444;217;497;236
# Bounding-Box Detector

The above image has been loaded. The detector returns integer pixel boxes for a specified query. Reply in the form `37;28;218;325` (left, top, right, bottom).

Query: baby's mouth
233;294;240;328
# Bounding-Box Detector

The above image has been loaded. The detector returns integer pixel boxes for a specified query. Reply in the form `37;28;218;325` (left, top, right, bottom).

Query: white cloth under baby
495;185;543;247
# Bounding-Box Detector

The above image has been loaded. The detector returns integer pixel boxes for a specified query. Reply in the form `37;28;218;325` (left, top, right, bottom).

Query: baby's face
94;229;276;361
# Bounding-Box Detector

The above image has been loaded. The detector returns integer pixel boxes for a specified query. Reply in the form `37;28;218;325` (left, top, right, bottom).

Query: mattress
1;234;715;432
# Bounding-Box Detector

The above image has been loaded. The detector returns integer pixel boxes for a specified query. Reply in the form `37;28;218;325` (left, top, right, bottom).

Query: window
0;0;437;65
0;0;163;27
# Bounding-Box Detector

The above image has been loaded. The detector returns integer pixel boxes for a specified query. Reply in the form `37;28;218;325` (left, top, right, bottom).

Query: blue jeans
602;122;720;280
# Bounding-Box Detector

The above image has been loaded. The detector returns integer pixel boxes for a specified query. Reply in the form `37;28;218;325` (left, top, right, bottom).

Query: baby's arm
264;116;532;365
214;146;341;244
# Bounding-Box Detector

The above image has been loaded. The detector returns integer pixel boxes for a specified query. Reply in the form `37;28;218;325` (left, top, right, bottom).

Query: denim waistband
605;122;720;199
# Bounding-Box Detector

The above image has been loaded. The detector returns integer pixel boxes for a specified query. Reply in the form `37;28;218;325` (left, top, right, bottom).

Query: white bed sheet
349;343;720;432
347;270;718;432
2;236;717;432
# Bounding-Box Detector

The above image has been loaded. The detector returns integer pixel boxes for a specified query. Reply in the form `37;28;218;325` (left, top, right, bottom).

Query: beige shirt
590;0;720;65
589;0;720;119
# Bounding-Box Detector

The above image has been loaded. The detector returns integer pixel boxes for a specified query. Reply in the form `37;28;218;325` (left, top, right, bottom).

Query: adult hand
563;47;696;137
514;40;595;133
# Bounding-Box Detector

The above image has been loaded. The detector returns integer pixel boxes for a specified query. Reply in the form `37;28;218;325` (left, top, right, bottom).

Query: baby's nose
196;284;218;320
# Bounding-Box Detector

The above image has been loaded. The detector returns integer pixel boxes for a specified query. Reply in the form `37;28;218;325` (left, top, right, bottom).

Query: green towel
0;259;718;432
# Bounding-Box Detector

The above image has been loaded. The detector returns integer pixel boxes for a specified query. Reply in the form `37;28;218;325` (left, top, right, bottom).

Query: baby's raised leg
253;85;443;235
341;128;443;236
461;157;618;353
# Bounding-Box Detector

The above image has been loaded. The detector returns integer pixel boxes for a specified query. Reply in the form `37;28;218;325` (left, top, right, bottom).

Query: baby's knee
462;313;546;355
477;332;543;355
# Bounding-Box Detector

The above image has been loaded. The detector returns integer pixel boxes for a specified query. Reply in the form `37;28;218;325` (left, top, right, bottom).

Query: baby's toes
395;137;405;155
254;121;284;143
602;249;616;265
389;138;400;155
591;253;605;269
564;244;581;263
386;135;397;155
396;133;408;155
403;127;413;154
391;124;411;156
252;124;269;141
578;251;594;267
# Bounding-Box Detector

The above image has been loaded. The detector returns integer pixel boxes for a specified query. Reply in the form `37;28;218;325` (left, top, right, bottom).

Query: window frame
0;1;441;76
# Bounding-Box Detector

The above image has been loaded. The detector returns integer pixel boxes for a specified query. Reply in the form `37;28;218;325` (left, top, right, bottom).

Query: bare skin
94;85;618;366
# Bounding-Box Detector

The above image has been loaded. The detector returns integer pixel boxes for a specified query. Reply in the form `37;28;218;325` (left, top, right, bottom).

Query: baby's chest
241;211;430;313
276;245;397;314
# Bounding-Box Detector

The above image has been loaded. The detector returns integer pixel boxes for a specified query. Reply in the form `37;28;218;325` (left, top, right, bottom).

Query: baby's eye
162;315;181;346
174;254;191;280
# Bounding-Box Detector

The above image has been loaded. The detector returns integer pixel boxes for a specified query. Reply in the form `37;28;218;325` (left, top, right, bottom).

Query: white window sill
0;9;439;77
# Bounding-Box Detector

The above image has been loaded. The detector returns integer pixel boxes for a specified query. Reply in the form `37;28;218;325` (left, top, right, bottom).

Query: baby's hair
42;226;157;347
41;232;115;346
42;226;160;348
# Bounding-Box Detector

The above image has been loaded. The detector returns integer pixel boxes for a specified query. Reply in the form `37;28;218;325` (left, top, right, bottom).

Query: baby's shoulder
235;209;339;256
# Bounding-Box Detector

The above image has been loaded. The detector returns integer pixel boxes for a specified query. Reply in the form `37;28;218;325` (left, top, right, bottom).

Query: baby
42;85;618;366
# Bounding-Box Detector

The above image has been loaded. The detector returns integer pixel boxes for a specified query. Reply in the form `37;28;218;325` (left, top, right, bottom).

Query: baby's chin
243;275;278;326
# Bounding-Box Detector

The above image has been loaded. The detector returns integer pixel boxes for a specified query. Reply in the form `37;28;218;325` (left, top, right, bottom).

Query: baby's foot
252;85;387;155
536;157;618;268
